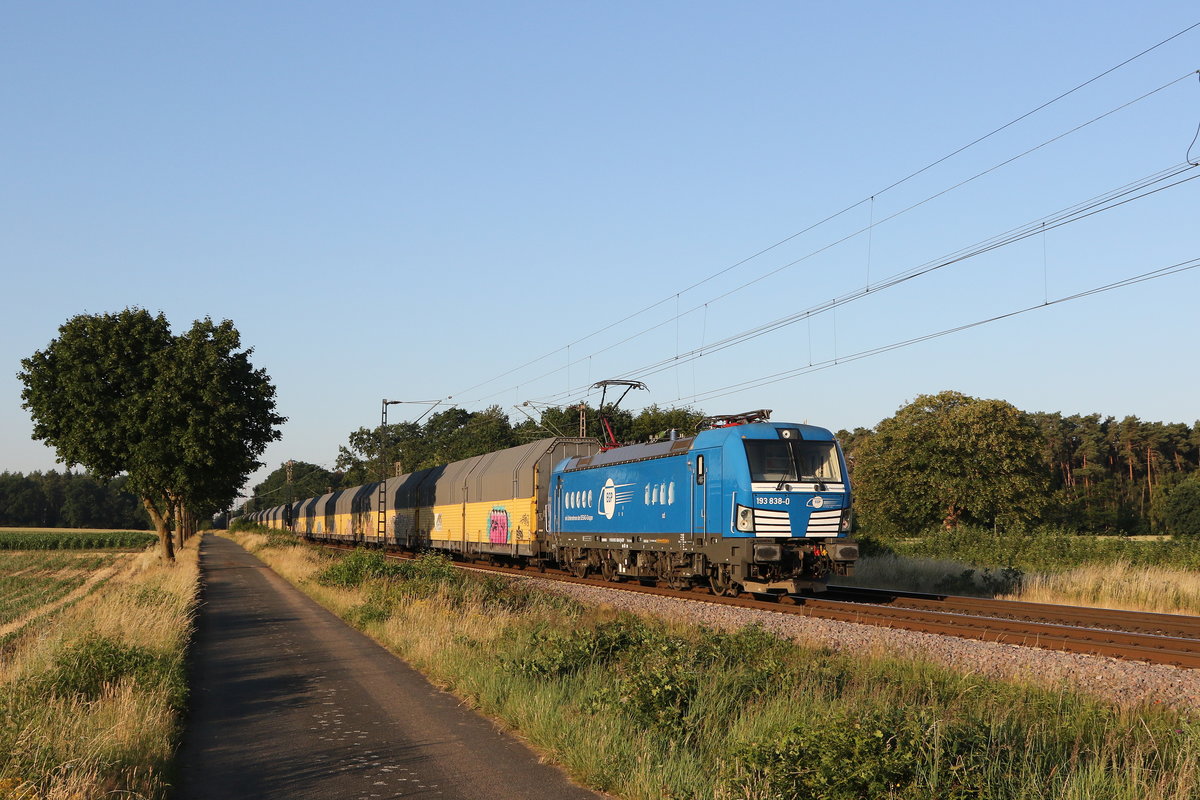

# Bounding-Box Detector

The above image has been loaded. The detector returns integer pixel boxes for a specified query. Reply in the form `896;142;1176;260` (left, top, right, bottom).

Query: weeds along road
176;535;602;800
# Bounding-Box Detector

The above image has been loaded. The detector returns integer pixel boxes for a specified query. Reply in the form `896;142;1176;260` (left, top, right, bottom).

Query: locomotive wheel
601;558;620;582
570;559;589;579
709;567;741;598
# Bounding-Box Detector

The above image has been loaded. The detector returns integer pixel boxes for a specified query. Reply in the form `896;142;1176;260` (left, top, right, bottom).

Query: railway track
320;543;1200;669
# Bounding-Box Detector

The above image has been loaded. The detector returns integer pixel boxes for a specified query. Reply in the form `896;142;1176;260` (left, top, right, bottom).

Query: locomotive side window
745;440;842;483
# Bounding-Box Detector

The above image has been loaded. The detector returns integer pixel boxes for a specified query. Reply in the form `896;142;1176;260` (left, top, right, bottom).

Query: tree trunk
172;500;184;551
143;496;175;561
943;504;961;530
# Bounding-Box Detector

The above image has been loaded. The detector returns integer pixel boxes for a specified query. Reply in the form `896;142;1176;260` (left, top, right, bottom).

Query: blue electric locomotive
547;413;858;595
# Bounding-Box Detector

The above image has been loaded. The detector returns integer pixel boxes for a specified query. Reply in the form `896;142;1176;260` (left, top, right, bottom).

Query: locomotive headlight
840;508;853;532
736;505;755;532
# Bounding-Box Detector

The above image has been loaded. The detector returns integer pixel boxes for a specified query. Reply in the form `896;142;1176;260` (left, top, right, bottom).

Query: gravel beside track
524;578;1200;713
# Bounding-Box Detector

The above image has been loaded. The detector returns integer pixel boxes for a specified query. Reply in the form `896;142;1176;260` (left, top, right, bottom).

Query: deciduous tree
853;390;1049;535
19;309;284;559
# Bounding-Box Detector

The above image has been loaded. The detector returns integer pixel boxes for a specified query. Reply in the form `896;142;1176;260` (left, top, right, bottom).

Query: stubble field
0;532;197;799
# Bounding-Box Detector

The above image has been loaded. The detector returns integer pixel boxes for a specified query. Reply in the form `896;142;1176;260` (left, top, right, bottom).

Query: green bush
35;633;185;709
729;705;930;800
512;615;650;677
317;549;409;588
514;620;799;729
1162;474;1200;537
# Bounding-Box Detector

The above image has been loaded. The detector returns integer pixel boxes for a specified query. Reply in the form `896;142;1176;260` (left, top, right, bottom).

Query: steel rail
314;542;1200;669
825;586;1200;639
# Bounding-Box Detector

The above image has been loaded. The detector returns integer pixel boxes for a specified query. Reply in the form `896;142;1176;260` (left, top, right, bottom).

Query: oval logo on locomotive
600;479;617;519
807;496;825;509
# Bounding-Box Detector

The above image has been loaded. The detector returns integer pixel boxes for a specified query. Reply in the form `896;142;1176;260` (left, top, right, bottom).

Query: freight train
248;412;858;595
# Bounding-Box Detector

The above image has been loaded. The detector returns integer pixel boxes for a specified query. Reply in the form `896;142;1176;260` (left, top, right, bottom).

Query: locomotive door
691;450;723;542
552;476;563;534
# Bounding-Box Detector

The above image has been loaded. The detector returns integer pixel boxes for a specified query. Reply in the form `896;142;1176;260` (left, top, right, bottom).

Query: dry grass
0;539;198;799
841;552;1200;615
0;556;129;638
234;532;1200;800
1004;561;1200;615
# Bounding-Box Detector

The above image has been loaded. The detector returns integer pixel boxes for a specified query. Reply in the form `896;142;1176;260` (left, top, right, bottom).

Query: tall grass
1007;561;1200;615
847;528;1200;614
0;540;197;799
234;530;1200;800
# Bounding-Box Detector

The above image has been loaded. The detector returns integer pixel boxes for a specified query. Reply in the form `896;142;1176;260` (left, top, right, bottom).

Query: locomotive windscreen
744;440;842;484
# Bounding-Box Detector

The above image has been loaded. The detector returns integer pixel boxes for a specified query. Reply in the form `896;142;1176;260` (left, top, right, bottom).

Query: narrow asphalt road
175;535;603;800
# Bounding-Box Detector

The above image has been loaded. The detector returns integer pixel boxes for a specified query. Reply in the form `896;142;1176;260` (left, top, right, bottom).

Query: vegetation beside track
0;538;197;799
842;528;1200;614
233;528;1200;800
863;525;1200;572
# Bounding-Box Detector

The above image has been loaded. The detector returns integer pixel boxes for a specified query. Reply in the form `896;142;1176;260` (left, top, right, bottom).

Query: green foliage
512;615;649;677
729;705;935;800
335;405;521;488
853;391;1050;535
1161;472;1200;536
514;402;706;445
0;530;156;550
317;550;458;591
514;618;801;730
35;633;185;709
333;402;707;492
316;549;410;588
19;309;285;557
843;397;1200;537
0;471;150;529
19;309;175;479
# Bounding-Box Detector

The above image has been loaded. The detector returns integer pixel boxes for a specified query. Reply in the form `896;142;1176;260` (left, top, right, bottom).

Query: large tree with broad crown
19;309;285;559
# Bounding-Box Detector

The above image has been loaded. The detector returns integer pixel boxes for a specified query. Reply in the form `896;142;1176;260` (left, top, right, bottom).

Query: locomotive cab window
745;440;842;484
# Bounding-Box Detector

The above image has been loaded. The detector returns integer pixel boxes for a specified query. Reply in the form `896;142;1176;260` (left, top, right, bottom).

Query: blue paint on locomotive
549;422;851;542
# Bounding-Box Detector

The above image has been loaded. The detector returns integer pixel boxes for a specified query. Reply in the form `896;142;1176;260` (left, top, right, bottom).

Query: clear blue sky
3;2;1198;499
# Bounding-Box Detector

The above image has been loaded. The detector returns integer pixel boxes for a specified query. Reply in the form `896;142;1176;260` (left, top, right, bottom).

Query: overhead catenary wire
447;22;1200;404
678;254;1200;406
518;162;1200;408
464;72;1199;409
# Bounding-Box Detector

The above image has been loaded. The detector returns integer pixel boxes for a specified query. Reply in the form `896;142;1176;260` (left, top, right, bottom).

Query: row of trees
841;390;1200;536
19;309;284;559
244;403;705;511
0;471;150;530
